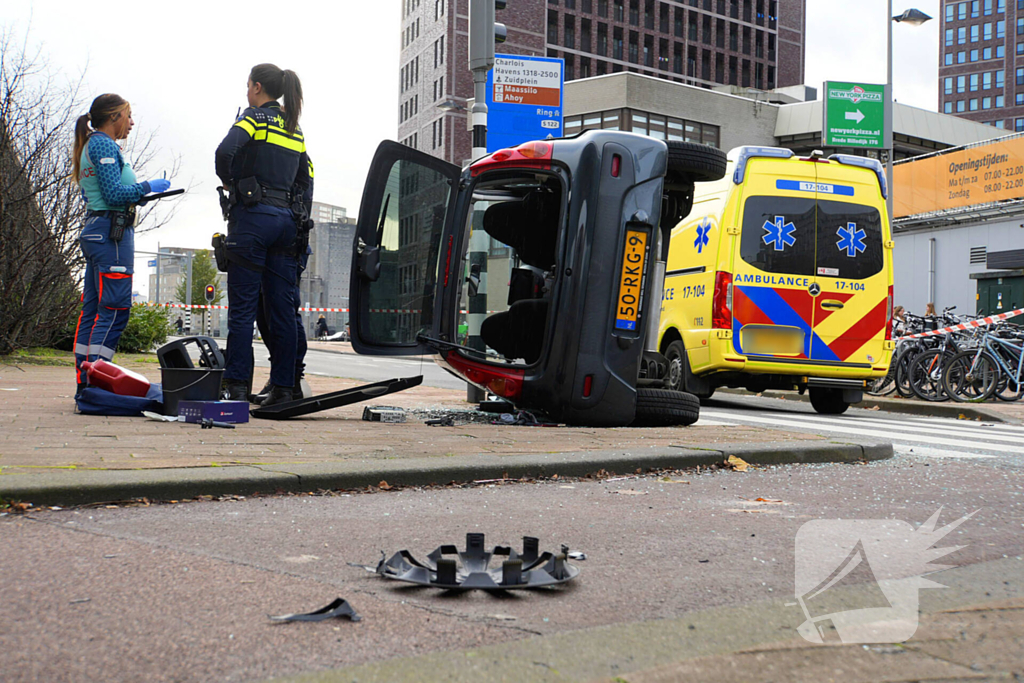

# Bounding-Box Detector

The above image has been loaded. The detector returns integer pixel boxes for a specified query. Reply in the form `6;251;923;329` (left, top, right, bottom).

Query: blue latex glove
147;178;172;194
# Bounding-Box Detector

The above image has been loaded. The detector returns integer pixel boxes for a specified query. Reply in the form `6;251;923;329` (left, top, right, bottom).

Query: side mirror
357;238;381;282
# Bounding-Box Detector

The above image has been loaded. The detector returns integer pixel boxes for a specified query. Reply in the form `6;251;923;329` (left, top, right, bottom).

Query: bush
117;305;172;354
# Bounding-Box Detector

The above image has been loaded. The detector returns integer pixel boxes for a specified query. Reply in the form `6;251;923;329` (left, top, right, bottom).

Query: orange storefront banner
893;135;1024;218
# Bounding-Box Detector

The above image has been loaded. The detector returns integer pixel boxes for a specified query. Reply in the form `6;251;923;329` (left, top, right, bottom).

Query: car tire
809;387;849;415
631;387;700;427
665;141;728;183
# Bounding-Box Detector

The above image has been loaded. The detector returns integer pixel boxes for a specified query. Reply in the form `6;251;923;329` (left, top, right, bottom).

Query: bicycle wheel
994;376;1024;401
909;349;951;402
942;350;999;403
895;346;922;397
867;365;897;396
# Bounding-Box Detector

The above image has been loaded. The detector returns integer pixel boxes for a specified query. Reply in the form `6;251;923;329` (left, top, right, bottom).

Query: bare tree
0;28;178;354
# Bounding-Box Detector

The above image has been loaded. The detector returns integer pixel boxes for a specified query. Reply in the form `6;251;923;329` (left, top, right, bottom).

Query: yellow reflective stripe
234;119;257;136
266;130;305;152
253;129;268;141
268;124;303;140
308;159;315;178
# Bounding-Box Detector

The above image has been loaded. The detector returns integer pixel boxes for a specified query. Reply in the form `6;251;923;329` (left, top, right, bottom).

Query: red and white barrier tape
144;302;503;315
896;307;1024;340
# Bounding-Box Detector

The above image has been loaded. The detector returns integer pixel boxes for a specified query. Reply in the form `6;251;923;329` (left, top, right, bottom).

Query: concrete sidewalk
0;359;888;506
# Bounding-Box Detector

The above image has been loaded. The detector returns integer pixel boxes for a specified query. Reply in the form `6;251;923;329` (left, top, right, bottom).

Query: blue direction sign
486;54;564;153
148;259;157;267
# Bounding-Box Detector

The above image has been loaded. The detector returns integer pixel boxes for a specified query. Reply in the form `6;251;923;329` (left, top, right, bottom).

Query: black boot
260;385;294;407
222;381;249;402
251;379;273;404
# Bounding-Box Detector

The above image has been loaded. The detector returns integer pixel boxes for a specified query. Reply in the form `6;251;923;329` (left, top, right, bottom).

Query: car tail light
885;284;894;341
611;154;621;177
470;140;553;176
712;271;733;329
583;374;593;397
444;350;525;401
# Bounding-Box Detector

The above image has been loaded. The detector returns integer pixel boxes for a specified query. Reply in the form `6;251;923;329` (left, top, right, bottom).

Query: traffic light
468;0;507;73
204;284;215;302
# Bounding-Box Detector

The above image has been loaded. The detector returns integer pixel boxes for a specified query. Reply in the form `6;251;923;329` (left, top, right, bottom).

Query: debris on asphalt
199;418;235;429
742;497;789;505
725;455;749;472
659;477;690;484
362;406;406;423
425;415;455;427
378;481;392;490
609;489;648;496
269;597;362;623
375;533;579;591
567;551;587;561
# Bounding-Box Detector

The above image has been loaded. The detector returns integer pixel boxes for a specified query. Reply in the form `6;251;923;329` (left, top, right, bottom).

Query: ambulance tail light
444;350;524;401
712;271;733;329
470;140;553;176
885;284;894;341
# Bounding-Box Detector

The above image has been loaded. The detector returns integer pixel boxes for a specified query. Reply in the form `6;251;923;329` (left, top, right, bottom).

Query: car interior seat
482;189;560;270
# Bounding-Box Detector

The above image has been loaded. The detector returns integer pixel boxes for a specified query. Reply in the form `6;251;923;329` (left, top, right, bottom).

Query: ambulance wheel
665;141;728;182
665;341;714;400
631;387;700;427
809;387;850;415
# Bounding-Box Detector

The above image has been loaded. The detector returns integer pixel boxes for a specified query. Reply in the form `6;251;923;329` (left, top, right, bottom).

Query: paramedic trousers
224;203;297;388
75;214;134;383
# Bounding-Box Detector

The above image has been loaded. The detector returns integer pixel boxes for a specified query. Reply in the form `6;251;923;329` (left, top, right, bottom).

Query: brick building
938;0;1022;130
398;0;806;164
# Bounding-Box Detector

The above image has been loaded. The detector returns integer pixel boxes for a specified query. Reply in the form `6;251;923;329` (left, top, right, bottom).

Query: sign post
486;54;564;152
822;81;890;150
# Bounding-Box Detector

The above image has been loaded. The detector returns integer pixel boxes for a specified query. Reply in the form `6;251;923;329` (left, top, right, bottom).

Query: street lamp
887;3;932;223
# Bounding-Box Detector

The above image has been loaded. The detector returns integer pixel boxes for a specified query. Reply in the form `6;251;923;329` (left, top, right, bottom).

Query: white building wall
893;217;1024;316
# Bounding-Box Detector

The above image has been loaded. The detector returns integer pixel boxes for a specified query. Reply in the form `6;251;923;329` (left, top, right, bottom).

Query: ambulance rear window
740;196;816;276
815;200;884;280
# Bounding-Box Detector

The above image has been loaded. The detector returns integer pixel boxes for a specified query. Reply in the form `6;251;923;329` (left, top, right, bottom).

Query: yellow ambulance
658;146;895;414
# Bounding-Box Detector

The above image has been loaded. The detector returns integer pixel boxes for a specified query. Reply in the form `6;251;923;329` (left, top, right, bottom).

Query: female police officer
215;64;312;406
72;94;171;396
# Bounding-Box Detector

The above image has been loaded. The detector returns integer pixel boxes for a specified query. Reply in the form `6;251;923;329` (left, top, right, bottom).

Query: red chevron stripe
826;297;888;361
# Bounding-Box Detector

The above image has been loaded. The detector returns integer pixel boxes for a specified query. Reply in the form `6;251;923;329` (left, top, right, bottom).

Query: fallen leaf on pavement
488;614;517;621
726;508;779;514
866;405;880;411
610;489;648;496
378;481;392;490
559;485;576;489
659;477;690;484
743;497;789;504
726;455;749;472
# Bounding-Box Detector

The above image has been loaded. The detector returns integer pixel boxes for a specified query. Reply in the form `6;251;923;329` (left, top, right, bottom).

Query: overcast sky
6;1;939;296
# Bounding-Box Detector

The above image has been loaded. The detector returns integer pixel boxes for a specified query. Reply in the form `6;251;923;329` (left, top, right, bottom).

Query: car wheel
809;387;849;415
665;141;728;182
664;340;714;399
631;387;700;427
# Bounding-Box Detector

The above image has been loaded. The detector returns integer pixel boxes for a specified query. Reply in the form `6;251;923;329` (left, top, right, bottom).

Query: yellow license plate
615;229;648;331
741;325;804;355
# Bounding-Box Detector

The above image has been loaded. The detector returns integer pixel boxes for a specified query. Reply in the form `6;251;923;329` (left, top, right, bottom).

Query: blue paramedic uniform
75;132;153;385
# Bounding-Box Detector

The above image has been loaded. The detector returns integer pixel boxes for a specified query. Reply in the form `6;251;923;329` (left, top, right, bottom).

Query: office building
939;0;1023;130
399;0;807;164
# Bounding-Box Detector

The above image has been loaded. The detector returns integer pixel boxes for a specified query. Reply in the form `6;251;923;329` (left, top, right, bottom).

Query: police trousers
224;203;297;387
75;215;134;383
256;246;310;381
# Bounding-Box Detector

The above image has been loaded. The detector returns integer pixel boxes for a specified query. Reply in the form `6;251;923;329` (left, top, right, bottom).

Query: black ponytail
249;64;304;134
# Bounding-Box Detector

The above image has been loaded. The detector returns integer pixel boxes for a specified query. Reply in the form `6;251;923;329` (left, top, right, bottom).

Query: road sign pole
886;0;895;225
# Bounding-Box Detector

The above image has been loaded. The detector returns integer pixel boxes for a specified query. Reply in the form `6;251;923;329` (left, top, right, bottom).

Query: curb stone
0;439;891;507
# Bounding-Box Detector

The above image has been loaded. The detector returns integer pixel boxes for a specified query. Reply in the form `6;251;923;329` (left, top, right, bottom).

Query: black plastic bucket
161;367;224;416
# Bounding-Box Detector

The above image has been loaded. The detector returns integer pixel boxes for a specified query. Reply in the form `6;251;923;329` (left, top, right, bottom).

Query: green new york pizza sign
823;81;889;149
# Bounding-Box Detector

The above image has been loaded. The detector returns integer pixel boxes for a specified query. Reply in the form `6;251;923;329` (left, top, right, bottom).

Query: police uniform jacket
215;100;312;204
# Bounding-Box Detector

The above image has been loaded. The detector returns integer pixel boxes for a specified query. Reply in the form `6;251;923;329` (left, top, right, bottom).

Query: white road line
699;410;1024;455
881;413;1024;435
770;412;1024;445
893;444;997;459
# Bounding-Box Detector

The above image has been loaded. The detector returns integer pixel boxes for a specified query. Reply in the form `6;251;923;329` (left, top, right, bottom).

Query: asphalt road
277;344;1024;463
3;453;1021;682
